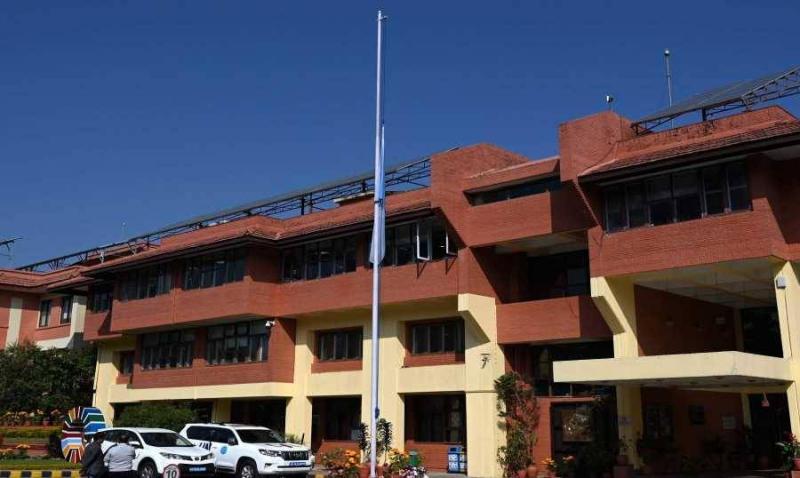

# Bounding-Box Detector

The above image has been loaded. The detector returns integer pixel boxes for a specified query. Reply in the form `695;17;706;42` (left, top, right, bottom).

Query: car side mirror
227;438;237;446
130;441;142;448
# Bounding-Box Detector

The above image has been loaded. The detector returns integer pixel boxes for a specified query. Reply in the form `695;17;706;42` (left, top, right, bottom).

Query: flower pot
526;464;538;478
359;465;370;478
793;457;800;471
517;469;528;478
616;454;629;466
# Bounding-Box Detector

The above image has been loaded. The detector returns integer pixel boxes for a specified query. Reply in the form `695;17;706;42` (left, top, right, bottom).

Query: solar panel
633;65;800;133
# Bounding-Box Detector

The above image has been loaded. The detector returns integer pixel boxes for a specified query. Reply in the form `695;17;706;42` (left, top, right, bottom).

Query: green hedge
115;403;197;432
0;427;61;439
0;459;81;470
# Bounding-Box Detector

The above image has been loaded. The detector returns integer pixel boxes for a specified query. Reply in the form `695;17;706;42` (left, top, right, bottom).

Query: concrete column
591;277;643;466
286;323;314;441
459;294;504;478
5;297;23;347
213;399;232;422
774;262;800;436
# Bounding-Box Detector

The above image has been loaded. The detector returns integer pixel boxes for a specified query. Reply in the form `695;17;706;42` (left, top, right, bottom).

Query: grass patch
0;459;80;470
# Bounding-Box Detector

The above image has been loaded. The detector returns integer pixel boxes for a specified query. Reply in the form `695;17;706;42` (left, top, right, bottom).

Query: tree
0;343;96;414
115;403;197;432
495;372;539;478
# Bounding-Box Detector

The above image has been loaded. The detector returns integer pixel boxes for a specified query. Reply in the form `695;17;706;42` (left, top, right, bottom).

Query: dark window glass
60;295;73;324
119;351;134;375
317;329;363;361
210;428;236;444
319;240;333;278
603;161;750;232
410;321;464;355
395;224;413;266
305;242;319;279
526;251;589;300
317;397;361;441
90;289;113;313
469;176;562;205
183;250;245;291
207;320;269;365
408;394;465;443
186;426;212;441
38;300;52;327
141;330;195;370
530;342;613;397
281;236;358;282
120;265;172;301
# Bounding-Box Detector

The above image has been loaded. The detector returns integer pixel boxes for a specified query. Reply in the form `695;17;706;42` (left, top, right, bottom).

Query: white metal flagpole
369;9;387;478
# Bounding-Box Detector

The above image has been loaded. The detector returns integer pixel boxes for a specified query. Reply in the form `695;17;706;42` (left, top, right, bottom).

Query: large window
525;251;589;300
381;218;455;267
317;329;362;361
206;320;269;365
282;236;357;282
408;394;465;443
530;342;613;397
184;250;246;290
469;176;562;205
141;330;195;370
119;351;134;376
60;295;73;324
604;161;750;232
38;300;52;327
410;320;464;355
120;265;172;301
89;288;113;313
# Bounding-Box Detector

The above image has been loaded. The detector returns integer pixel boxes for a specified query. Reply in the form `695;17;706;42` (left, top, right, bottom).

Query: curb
0;471;77;478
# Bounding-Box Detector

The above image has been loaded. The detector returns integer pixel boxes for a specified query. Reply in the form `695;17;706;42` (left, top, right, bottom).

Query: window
141;330;195;370
185;426;213;441
209;428;237;445
317;329;362;361
120;265;172;301
316;397;361;441
59;295;73;324
469;176;562;205
408;394;465;443
119;351;134;375
89;288;113;313
526;251;589;300
603;161;750;232
282;236;357;282
206;320;270;365
380;219;455;267
410;320;464;355
184;250;245;290
530;342;613;397
38;300;52;327
644;404;674;441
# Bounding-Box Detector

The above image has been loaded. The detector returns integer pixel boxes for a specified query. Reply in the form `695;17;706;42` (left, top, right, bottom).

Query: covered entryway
311;396;361;454
230;398;287;434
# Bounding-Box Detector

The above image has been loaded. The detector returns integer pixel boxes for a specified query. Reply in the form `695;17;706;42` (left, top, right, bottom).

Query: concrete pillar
213;399;232;422
459;294;504;478
286;323;314;441
5;297;23;347
775;261;800;436
591;277;643;466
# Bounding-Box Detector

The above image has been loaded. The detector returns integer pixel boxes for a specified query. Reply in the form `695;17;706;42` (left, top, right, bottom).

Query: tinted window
186;426;212;441
236;429;283;444
210;428;236;444
141;432;194;447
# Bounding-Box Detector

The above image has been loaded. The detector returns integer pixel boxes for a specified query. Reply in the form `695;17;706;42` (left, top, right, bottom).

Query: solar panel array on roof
633;65;800;133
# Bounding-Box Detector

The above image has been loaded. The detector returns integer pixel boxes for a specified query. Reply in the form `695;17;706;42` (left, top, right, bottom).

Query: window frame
38;300;52;328
206;320;270;366
409;320;465;355
60;295;73;324
184;250;245;291
120;264;173;302
119;351;135;376
603;161;751;233
316;328;363;362
141;330;195;370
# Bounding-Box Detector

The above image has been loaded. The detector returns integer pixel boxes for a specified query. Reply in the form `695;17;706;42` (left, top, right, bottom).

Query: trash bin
408;451;420;467
447;446;464;473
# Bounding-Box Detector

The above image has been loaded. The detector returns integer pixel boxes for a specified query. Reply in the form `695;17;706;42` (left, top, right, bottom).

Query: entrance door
550;400;616;464
749;393;790;468
230;399;287;433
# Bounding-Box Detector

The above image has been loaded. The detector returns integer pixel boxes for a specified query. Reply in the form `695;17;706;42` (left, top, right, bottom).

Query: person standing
81;433;107;478
103;433;137;478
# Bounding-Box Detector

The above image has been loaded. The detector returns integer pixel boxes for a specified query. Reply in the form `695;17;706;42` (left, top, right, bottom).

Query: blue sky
2;1;798;267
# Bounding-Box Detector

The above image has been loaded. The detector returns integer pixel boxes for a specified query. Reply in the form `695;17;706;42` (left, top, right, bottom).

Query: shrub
284;433;304;445
321;448;360;478
115;403;196;432
0;427;61;439
495;372;539;478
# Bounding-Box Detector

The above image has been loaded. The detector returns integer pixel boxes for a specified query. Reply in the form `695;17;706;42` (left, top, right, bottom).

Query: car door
185;426;214;452
209;428;238;471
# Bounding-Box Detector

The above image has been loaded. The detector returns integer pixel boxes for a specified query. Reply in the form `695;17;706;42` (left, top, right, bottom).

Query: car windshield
141;432;195;447
236;429;284;444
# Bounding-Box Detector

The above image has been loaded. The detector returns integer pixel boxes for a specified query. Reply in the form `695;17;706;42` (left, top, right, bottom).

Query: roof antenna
0;237;21;264
606;94;615;111
664;49;674;127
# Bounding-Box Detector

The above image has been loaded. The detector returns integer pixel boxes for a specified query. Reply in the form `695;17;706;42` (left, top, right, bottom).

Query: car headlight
160;452;192;460
259;449;281;457
202;454;213;461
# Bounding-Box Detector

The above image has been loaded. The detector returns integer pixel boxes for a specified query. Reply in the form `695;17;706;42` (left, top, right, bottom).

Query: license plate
288;462;306;467
188;466;207;472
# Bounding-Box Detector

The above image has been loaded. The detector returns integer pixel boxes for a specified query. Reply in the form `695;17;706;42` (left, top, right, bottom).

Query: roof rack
632;65;800;134
18;155;433;272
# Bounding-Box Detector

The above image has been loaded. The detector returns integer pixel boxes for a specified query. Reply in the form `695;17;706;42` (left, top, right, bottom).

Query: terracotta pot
526;464;538;478
616;454;629;466
517;469;528;478
359;465;370;478
793;457;800;471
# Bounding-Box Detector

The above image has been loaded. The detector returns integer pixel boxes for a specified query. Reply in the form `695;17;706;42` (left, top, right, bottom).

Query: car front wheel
139;460;159;478
237;459;258;478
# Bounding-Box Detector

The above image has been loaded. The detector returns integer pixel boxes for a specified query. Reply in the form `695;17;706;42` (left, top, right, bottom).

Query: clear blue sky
2;1;798;267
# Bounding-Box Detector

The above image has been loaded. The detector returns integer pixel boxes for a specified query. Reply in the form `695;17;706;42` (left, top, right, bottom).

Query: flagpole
370;9;387;478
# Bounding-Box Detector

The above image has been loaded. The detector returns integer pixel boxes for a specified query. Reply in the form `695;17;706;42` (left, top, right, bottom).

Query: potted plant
616;438;631;466
776;433;800;471
321;448;362;478
495;372;539;478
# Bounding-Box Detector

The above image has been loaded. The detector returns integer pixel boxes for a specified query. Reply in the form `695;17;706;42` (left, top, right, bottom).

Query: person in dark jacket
81;432;107;478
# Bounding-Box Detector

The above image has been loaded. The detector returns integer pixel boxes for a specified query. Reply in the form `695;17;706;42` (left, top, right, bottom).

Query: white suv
179;423;314;478
99;427;215;478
